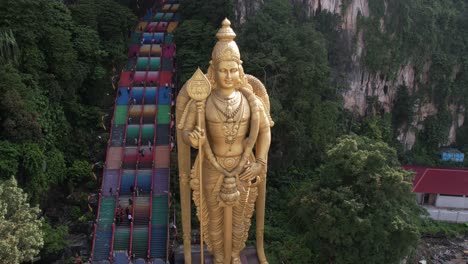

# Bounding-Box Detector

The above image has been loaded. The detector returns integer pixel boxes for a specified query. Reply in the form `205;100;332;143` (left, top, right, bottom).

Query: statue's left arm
255;112;271;173
239;101;271;181
254;101;271;264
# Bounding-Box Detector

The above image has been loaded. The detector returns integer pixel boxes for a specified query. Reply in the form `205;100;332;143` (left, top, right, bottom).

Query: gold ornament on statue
176;18;273;264
186;68;211;101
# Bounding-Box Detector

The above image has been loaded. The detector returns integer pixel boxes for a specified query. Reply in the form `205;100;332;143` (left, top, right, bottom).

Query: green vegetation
41;221;69;258
0;178;43;263
420;218;468;237
0;0;137;260
291;135;422;263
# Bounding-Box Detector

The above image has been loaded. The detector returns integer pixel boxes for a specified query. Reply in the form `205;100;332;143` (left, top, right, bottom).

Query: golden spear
186;68;211;264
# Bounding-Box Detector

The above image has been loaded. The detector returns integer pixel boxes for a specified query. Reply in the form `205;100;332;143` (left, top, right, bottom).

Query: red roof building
403;165;468;196
403;165;468;222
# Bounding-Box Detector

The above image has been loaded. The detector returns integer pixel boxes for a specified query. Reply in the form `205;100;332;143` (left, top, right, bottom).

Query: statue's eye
230;69;238;73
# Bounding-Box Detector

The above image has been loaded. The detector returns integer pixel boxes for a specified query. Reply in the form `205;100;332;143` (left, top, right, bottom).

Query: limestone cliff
233;0;264;24
301;0;465;149
234;0;466;149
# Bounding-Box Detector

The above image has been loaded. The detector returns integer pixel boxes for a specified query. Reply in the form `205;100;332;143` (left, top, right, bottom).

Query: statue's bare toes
231;256;241;264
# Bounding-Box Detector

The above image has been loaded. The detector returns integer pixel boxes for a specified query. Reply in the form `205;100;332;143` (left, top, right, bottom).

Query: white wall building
404;166;468;223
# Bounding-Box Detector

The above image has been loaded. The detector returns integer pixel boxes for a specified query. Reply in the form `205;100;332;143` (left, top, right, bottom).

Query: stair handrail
91;63;126;260
163;20;176;262
109;223;116;261
129;221;134;259
110;76;134;258
147;221;152;260
90;222;98;261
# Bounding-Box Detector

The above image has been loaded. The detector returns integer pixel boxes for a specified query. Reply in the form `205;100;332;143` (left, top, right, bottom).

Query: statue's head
207;18;245;90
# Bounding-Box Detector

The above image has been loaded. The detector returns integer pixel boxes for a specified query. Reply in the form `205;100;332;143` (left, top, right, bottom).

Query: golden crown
211;18;241;65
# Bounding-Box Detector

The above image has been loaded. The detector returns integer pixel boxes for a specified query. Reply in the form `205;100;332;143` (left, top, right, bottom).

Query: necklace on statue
212;90;242;120
212;91;244;148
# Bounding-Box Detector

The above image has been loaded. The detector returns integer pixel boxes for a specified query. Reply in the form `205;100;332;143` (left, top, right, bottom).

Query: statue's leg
203;169;224;263
256;179;268;264
205;194;224;263
231;203;244;264
232;182;256;264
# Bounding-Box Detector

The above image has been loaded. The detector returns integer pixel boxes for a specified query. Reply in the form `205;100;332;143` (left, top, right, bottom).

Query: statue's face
215;60;240;90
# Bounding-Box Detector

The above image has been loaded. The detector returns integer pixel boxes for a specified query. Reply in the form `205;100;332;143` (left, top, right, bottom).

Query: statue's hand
239;162;264;182
188;126;205;148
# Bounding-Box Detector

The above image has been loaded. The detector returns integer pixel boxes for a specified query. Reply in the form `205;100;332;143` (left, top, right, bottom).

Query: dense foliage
0;0;136;260
292;135;422;263
0;178;43;263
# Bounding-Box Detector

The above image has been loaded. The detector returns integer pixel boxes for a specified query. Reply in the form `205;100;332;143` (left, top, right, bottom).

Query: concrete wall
435;194;468;209
424;206;468;223
415;193;423;204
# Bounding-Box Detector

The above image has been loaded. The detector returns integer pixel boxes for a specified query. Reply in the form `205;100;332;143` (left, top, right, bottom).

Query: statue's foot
231;254;241;264
214;254;224;264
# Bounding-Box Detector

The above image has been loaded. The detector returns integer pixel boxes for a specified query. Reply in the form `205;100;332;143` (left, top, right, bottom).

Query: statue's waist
209;143;244;157
204;155;242;171
217;155;241;171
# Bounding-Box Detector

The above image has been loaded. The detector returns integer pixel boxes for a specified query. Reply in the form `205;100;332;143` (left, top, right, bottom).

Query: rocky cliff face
235;0;466;149
233;0;264;24
309;0;464;149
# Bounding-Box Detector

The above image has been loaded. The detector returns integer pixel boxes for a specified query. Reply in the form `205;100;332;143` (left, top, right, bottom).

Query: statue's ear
206;61;216;89
238;63;245;82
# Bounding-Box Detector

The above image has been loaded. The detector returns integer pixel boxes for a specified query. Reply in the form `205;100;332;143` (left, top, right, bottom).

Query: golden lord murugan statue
176;18;273;264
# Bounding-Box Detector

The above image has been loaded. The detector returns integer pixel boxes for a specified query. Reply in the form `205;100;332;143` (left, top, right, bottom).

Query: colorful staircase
91;1;179;262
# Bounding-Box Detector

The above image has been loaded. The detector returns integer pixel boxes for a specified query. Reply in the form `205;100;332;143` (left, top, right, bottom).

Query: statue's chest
205;95;250;124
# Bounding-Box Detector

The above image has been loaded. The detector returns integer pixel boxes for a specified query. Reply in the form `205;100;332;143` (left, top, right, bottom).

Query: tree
0;177;43;263
67;160;93;188
41;220;68;259
291;135;422;263
174;19;216;83
14;143;47;205
0;141;20;180
0;64;42;141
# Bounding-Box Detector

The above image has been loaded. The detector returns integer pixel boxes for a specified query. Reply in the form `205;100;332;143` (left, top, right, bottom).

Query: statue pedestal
173;245;261;264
